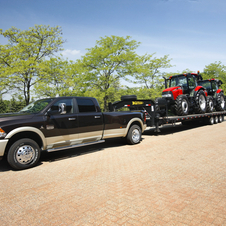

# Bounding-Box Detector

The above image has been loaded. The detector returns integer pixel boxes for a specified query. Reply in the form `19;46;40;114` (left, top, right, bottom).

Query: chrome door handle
68;118;76;121
95;116;101;119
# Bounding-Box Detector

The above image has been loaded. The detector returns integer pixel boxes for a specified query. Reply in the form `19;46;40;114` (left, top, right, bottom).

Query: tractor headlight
162;93;172;98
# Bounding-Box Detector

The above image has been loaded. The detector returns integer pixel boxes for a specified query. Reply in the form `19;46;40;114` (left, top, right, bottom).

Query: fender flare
5;127;47;149
216;89;224;94
194;87;207;97
124;118;145;136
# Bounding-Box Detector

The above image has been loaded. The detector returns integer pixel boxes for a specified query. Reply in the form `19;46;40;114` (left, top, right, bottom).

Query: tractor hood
162;86;181;93
162;86;183;100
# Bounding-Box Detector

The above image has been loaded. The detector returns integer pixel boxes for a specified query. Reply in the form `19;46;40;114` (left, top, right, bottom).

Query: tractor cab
159;72;207;116
197;79;225;111
163;73;202;100
197;79;223;97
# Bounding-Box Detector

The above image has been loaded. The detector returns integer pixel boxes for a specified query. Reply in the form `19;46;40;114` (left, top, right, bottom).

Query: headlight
0;128;7;138
162;94;172;98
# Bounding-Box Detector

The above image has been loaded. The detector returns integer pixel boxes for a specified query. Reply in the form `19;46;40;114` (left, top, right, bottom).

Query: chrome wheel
199;94;206;111
182;99;189;114
209;99;214;112
220;95;225;109
132;128;140;143
16;145;36;164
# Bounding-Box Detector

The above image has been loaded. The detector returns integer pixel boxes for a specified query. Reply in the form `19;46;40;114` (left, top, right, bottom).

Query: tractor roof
199;79;223;85
168;72;202;80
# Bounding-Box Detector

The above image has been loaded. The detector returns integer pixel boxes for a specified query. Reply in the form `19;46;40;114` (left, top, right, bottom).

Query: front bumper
0;139;9;157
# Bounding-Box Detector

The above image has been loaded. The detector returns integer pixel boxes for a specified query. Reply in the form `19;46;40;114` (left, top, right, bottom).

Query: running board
46;140;105;153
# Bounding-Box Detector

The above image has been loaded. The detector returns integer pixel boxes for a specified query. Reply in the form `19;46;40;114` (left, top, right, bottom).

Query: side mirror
163;77;167;88
59;103;66;114
46;103;67;116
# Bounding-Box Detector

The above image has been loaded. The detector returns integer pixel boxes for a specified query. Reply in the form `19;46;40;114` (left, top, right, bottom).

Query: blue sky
0;0;226;73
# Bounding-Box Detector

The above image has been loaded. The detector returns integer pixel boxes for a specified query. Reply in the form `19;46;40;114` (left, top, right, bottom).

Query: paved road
1;121;226;226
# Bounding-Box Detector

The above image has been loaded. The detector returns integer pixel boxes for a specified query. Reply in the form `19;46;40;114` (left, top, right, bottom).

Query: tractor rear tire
206;96;214;113
175;95;189;116
195;90;207;114
215;92;225;111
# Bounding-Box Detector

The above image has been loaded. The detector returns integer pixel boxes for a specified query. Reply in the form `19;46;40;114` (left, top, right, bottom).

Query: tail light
143;111;147;123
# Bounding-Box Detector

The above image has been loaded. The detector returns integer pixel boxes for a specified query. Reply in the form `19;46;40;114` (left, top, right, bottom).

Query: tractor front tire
206;96;214;113
175;95;189;116
195;90;207;114
215;92;225;111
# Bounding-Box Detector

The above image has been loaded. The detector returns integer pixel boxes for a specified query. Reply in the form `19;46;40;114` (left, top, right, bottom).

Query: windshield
198;80;218;92
198;81;212;90
19;99;53;113
169;76;187;87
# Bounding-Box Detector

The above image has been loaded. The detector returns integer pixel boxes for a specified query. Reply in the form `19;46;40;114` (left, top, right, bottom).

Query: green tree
202;61;226;91
0;25;64;105
132;53;172;98
78;35;140;111
0;98;8;113
34;57;89;98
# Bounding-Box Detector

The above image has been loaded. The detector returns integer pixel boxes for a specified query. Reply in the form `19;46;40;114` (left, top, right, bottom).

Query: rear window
77;99;96;113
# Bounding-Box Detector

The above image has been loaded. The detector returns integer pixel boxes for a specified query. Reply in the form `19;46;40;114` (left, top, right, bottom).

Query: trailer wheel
121;95;137;101
215;93;225;111
175;95;189;116
126;125;141;145
218;115;223;123
206;96;214;113
7;138;41;170
195;90;207;114
206;116;214;125
214;116;218;124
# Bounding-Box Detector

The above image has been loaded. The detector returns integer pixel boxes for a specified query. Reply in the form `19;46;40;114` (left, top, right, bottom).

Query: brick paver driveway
1;121;226;226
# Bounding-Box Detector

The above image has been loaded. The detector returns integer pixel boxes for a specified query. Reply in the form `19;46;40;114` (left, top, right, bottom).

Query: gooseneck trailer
109;96;226;132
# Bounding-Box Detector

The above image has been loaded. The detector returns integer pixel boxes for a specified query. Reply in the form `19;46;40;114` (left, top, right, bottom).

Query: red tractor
197;78;225;112
157;72;208;116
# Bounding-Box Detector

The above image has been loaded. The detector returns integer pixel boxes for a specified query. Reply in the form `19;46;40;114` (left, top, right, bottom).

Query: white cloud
62;49;81;56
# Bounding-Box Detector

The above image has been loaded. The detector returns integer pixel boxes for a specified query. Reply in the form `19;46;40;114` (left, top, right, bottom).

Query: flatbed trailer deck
109;97;226;132
159;111;226;124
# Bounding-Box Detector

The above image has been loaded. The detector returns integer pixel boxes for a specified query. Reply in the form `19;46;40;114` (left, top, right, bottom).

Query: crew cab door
45;97;79;149
76;98;104;143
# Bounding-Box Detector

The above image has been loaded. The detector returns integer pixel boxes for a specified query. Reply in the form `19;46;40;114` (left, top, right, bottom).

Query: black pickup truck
0;96;146;170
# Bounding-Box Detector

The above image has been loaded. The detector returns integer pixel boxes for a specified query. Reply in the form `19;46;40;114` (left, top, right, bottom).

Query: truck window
77;99;96;113
51;98;73;114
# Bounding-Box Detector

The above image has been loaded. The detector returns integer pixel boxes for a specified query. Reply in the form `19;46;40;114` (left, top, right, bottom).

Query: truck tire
126;125;141;145
7;138;41;170
175;95;189;116
215;93;225;111
121;95;137;101
206;96;214;113
214;116;218;124
195;90;207;114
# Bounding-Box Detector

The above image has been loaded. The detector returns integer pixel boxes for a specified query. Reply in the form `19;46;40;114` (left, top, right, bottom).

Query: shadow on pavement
0;137;127;172
0;121;221;172
143;121;213;136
